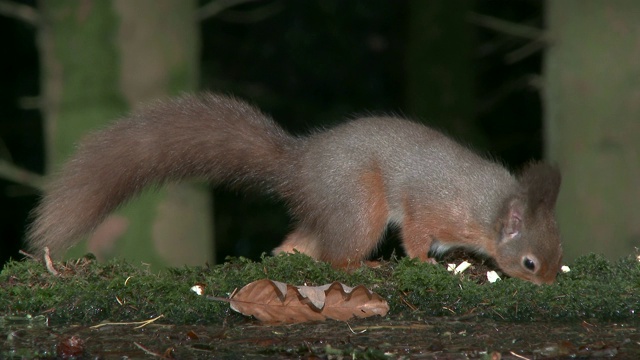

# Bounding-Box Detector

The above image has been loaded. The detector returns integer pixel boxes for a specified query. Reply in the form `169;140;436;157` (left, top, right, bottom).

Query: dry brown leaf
229;279;326;323
319;282;389;320
228;279;389;323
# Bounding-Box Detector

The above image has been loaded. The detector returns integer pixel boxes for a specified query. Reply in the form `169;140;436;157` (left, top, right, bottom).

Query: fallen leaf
227;279;389;323
229;279;326;323
320;282;390;320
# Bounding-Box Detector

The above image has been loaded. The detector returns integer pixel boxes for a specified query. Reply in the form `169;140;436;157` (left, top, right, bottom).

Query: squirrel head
494;162;562;285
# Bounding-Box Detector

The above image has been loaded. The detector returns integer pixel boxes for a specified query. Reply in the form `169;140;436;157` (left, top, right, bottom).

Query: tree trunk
544;0;640;260
404;0;477;143
38;0;213;267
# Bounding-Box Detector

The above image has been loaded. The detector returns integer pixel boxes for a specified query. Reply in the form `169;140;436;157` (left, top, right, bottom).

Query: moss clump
393;254;639;321
1;252;638;324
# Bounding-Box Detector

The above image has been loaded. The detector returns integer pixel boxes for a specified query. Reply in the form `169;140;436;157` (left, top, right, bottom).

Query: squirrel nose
537;270;558;285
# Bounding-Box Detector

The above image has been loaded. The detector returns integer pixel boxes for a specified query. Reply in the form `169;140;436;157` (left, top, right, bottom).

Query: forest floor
1;251;639;358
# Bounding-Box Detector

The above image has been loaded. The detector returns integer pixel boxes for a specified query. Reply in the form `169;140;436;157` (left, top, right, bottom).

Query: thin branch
197;0;259;22
216;0;283;24
505;40;546;64
0;0;39;26
0;158;45;190
477;75;541;115
468;12;546;41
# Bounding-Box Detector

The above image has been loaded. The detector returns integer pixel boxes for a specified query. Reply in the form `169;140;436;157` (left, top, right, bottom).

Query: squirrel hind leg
274;177;390;267
273;229;322;259
274;165;390;268
322;163;391;267
274;221;387;269
273;197;388;268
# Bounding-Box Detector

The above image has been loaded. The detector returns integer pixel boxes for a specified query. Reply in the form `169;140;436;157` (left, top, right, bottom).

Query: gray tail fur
27;93;299;256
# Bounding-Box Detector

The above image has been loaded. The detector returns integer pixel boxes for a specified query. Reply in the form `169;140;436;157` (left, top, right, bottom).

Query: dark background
0;0;544;267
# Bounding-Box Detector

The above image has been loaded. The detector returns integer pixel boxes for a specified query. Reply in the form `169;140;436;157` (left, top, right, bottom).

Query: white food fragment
486;271;501;283
454;261;472;275
561;265;571;273
447;263;457;272
190;284;204;296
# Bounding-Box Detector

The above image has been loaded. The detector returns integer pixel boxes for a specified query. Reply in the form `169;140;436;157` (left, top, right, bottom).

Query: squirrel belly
28;93;563;284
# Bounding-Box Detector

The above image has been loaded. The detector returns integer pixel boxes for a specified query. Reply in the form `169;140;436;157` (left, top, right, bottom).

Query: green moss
389;253;640;322
1;253;638;325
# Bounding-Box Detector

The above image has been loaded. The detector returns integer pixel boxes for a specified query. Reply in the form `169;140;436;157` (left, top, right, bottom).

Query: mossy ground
1;252;638;325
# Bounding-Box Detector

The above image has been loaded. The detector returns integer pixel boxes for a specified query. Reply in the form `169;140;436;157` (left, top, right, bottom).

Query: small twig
345;322;367;334
89;314;166;329
229;287;239;298
197;0;258;21
398;292;417;311
509;351;531;360
442;306;456;314
132;316;166;329
0;0;39;25
133;342;164;358
492;309;506;321
350;324;433;332
468;12;546;41
44;247;60;276
18;249;37;260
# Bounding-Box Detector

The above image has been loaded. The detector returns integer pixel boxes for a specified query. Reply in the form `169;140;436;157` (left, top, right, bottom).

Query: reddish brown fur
401;201;495;261
348;163;390;260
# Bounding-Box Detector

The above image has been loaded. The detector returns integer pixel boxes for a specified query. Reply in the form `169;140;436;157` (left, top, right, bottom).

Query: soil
3;316;638;359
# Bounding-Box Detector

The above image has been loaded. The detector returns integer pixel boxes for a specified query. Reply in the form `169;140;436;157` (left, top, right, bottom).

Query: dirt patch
3;316;637;359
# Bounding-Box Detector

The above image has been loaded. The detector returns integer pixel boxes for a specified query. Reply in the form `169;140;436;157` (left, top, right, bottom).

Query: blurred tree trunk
404;0;478;143
544;0;640;261
38;0;213;267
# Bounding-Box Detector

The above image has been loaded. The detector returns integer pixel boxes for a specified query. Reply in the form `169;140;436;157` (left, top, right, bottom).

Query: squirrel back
28;93;562;284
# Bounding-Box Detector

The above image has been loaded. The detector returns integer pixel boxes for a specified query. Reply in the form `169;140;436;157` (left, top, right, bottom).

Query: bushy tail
28;93;299;256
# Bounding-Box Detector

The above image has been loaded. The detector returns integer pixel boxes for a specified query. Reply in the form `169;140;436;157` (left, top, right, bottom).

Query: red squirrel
28;93;563;284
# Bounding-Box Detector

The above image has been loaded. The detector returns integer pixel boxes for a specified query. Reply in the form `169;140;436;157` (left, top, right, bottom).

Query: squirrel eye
523;257;536;271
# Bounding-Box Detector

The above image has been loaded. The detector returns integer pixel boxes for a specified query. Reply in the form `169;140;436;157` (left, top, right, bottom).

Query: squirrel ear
501;198;524;241
518;162;561;208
